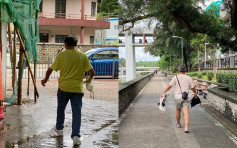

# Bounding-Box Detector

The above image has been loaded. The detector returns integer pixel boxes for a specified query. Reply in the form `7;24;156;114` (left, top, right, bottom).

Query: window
55;0;66;18
91;2;96;16
90;36;95;44
55;35;67;43
39;33;48;43
39;1;43;12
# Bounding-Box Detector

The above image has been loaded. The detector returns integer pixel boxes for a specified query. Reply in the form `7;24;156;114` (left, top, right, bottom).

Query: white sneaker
49;126;63;137
73;136;81;146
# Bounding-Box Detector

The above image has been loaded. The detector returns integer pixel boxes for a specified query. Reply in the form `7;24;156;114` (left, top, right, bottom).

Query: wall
39;26;95;44
36;43;117;64
119;73;154;116
207;88;237;125
85;0;97;18
42;0;55;17
66;0;81;18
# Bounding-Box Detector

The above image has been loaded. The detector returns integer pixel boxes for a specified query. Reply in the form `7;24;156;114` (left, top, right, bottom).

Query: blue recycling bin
164;72;167;77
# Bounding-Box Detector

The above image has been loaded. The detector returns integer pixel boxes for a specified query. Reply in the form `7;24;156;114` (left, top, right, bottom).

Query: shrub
186;72;198;77
229;79;237;94
197;73;202;78
201;71;207;76
207;72;214;81
216;72;223;83
223;73;237;84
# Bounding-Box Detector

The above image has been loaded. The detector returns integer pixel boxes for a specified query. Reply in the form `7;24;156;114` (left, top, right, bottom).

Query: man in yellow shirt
41;35;95;146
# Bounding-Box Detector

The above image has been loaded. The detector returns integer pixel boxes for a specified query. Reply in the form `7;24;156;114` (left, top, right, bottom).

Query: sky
119;47;160;62
120;0;215;62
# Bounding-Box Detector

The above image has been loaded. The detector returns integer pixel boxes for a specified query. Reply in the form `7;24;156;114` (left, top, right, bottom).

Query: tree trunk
232;0;237;30
183;47;188;70
198;51;201;73
213;53;217;79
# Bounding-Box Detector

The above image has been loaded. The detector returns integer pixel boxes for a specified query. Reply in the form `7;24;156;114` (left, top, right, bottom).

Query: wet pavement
119;74;237;148
1;79;118;148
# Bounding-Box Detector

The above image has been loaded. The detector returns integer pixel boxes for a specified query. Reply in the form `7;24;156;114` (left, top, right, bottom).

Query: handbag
176;75;188;100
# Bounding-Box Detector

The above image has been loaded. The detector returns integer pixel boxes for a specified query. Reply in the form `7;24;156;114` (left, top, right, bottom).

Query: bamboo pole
34;61;36;102
27;68;30;96
16;28;39;98
17;45;23;105
12;26;16;89
8;23;14;88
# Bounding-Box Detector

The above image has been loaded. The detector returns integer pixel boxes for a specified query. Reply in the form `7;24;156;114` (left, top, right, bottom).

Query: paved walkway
119;74;237;148
1;79;118;147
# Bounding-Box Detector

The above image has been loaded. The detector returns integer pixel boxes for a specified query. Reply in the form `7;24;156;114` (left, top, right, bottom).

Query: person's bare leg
183;107;189;130
176;108;181;126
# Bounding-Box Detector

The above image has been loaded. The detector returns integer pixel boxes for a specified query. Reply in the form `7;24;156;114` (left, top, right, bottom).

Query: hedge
207;72;214;81
216;72;237;84
229;79;237;94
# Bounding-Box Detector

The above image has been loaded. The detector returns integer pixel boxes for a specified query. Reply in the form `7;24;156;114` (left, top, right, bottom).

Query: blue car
85;47;119;77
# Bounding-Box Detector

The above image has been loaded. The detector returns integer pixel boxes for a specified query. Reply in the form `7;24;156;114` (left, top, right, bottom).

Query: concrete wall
119;73;154;116
42;0;97;18
11;43;117;64
207;88;237;125
39;26;95;44
42;0;55;17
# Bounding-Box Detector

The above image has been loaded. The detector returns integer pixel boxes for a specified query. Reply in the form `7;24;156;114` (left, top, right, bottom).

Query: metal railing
86;57;119;79
201;55;237;69
39;12;118;21
6;55;119;80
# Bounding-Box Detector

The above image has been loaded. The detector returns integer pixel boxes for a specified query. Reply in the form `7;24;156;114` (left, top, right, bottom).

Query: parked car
85;47;119;78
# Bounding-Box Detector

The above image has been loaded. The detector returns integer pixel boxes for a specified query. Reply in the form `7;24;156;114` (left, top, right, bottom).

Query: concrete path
119;74;237;148
1;79;118;148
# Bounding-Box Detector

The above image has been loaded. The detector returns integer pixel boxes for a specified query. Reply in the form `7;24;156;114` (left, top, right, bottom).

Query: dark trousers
56;89;84;138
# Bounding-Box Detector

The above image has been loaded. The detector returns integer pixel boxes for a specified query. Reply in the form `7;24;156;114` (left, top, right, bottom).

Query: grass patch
192;75;216;82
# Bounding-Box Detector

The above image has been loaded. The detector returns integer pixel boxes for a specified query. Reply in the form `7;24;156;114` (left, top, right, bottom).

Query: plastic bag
158;94;167;113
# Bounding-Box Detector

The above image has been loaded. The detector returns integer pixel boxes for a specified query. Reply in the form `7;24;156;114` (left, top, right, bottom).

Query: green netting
0;0;41;62
0;0;41;103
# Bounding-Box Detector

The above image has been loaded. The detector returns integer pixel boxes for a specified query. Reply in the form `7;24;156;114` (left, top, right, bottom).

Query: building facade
38;0;110;45
95;18;119;45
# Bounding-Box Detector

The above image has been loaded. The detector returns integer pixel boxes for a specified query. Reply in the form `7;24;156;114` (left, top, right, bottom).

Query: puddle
0;97;118;147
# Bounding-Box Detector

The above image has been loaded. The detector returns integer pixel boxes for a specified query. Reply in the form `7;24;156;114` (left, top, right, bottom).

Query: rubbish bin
164;72;167;77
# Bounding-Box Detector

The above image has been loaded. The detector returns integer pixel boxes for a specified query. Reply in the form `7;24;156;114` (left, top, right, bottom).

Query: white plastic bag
86;82;94;91
158;94;167;113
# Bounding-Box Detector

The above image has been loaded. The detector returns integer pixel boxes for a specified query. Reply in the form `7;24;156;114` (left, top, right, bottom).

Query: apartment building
38;0;110;44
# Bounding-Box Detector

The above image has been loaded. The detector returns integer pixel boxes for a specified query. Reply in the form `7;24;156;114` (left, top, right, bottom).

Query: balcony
38;12;110;29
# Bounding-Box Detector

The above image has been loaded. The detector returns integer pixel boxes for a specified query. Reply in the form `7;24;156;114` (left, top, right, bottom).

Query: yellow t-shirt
50;49;93;93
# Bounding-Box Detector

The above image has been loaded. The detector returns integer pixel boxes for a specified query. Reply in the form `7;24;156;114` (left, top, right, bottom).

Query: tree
120;0;237;52
119;58;126;68
190;34;206;73
98;0;120;15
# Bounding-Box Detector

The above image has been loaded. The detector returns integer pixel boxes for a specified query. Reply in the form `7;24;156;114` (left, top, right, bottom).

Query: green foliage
201;71;207;76
120;0;237;52
98;0;120;15
136;61;159;67
229;79;237;94
216;72;237;84
157;55;170;70
197;73;202;78
207;72;214;81
119;58;126;68
186;72;198;77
